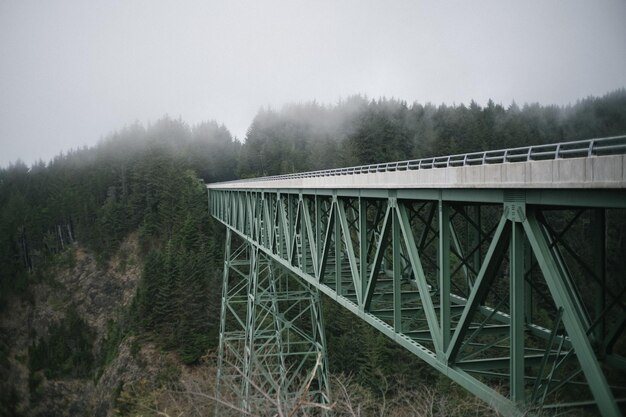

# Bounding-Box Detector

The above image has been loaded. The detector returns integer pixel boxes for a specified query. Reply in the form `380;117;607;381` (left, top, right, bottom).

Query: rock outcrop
0;234;161;417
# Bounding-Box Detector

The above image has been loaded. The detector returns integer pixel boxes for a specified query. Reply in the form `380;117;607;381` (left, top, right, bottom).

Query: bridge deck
208;135;626;190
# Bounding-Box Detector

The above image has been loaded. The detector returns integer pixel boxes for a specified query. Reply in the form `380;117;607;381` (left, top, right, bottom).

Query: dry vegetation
114;354;504;417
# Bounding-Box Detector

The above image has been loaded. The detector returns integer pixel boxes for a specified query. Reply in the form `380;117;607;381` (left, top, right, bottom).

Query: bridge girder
211;187;626;417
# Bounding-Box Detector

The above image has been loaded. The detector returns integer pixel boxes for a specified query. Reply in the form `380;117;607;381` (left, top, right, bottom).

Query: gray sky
1;0;625;168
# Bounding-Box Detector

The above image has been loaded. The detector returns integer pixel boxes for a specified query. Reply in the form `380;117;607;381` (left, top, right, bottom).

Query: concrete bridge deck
208;135;626;190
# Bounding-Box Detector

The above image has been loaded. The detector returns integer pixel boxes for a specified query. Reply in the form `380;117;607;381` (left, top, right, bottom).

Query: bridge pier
215;228;330;416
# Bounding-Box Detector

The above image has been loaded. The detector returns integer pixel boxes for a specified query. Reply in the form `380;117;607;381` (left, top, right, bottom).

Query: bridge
208;135;626;416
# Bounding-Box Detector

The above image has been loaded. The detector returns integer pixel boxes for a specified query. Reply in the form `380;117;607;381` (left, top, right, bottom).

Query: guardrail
217;134;626;184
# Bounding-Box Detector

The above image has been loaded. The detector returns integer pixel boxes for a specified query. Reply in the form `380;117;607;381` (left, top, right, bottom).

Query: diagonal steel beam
337;198;362;306
396;202;442;355
523;209;620;417
447;213;510;363
364;205;392;311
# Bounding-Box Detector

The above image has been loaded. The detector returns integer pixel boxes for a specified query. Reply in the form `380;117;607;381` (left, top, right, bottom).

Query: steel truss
211;187;626;417
215;228;330;415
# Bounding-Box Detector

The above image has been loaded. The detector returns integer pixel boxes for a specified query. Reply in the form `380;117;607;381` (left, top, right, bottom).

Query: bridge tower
215;228;330;415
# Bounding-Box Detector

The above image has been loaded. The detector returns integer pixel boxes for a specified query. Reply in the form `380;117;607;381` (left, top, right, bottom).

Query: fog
1;0;625;167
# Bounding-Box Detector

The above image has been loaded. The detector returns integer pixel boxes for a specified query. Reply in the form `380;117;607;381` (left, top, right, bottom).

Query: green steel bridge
208;135;626;416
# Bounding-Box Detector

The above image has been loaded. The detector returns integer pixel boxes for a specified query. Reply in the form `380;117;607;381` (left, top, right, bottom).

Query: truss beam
211;187;626;417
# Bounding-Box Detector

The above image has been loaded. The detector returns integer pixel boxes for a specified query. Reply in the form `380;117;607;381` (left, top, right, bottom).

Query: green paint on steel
523;211;620;417
210;186;625;417
439;200;451;357
510;221;525;403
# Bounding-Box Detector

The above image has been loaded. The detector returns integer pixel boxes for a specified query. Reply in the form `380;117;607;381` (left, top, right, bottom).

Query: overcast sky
1;0;625;167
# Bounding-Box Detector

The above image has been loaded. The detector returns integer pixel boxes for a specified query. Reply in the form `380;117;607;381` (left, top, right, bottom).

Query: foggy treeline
1;89;625;416
240;89;626;176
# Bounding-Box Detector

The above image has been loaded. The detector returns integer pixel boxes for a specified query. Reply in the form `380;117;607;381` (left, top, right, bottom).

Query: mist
1;0;626;168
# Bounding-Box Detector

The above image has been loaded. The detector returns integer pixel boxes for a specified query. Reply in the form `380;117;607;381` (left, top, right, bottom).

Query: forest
1;89;626;416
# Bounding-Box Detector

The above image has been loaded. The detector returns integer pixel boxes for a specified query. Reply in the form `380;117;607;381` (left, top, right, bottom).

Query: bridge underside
210;187;626;417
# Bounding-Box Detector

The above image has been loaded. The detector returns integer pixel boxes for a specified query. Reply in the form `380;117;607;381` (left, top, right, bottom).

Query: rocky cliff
0;235;185;417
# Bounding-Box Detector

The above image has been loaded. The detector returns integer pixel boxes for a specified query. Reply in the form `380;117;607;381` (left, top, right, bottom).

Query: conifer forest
1;90;626;416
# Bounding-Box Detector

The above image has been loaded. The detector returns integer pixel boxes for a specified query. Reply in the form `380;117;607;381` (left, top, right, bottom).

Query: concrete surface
207;154;626;190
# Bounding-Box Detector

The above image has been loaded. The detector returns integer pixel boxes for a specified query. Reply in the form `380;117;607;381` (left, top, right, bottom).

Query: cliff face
0;234;171;417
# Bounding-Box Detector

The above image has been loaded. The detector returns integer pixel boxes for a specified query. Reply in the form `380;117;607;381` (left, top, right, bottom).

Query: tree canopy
1;88;625;395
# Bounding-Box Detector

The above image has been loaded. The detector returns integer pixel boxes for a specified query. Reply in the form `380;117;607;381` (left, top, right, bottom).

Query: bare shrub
330;373;502;417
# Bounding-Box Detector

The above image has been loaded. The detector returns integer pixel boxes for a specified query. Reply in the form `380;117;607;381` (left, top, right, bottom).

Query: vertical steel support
315;196;322;277
215;229;253;413
215;192;330;416
592;209;606;352
334;197;342;296
214;228;231;415
510;221;525;403
439;200;451;355
471;205;482;276
359;197;368;310
242;245;259;410
392;198;402;332
299;195;307;271
524;239;532;324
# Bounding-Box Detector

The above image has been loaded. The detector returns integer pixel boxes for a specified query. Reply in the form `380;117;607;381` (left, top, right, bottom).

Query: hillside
1;238;140;415
1;90;626;416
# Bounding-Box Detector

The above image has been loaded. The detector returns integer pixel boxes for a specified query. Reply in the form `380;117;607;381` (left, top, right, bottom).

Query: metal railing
216;135;626;184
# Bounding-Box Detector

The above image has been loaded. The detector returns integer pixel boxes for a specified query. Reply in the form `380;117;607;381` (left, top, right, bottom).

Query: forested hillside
1;89;625;416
